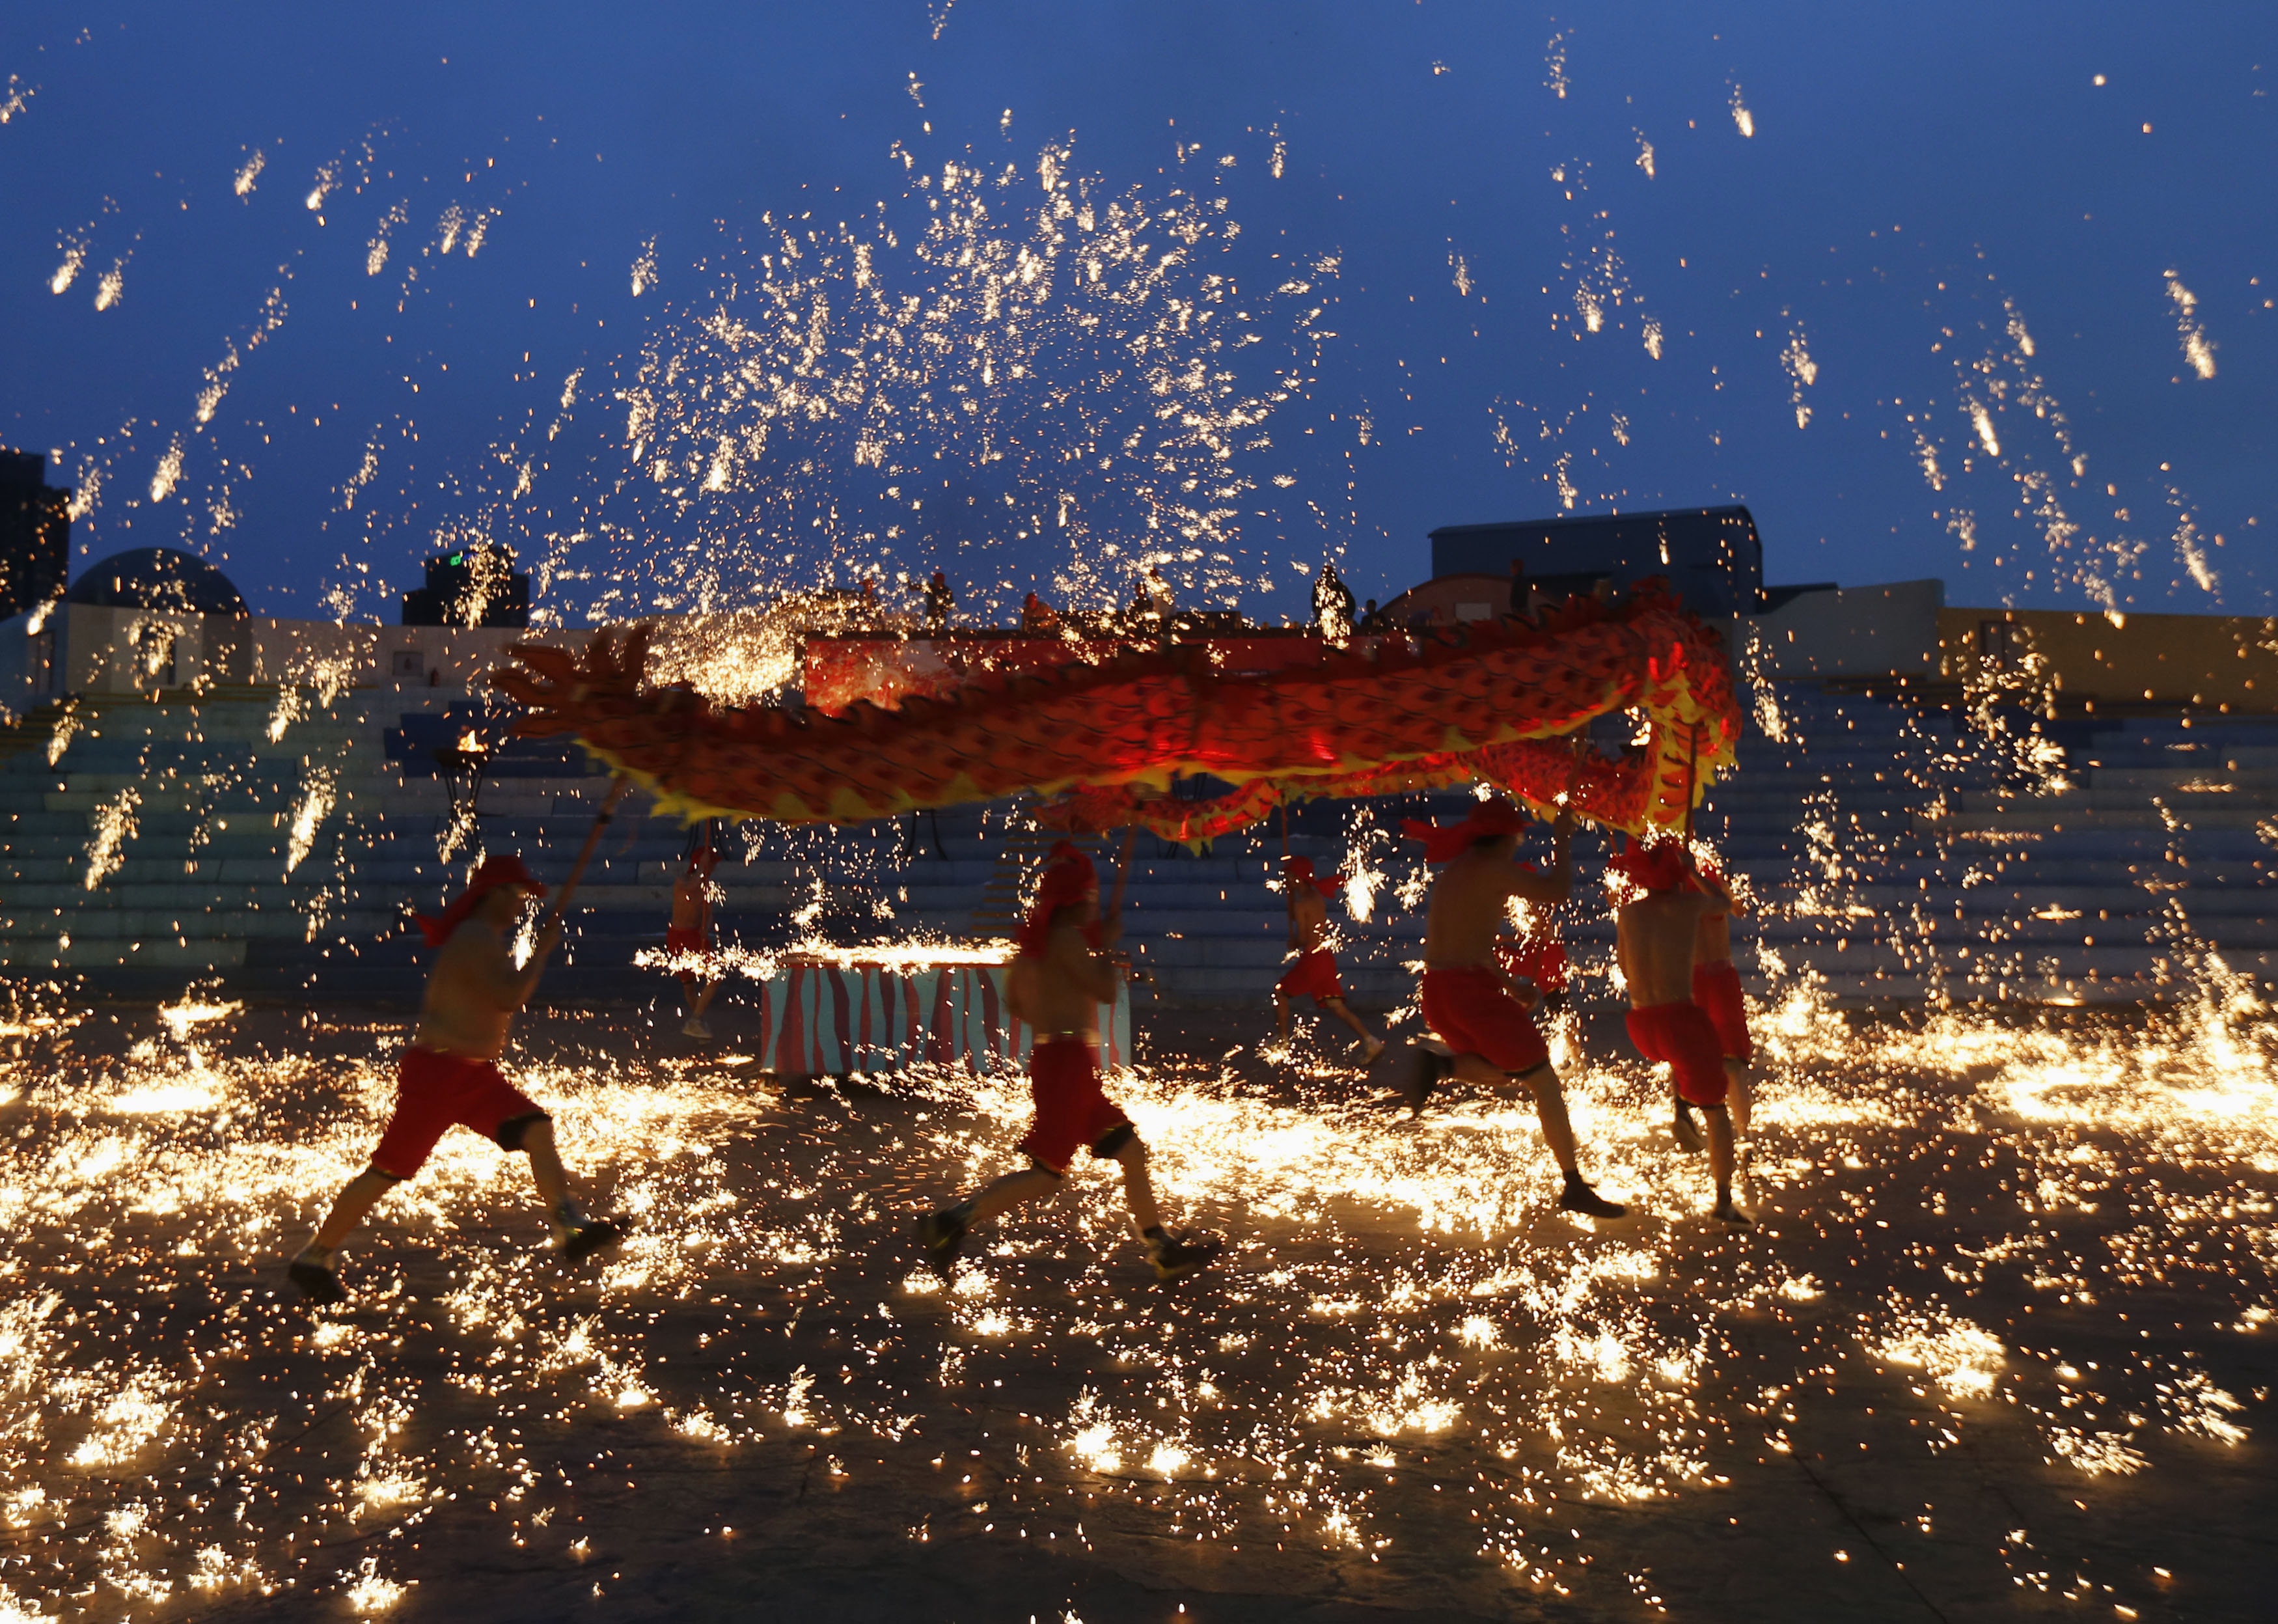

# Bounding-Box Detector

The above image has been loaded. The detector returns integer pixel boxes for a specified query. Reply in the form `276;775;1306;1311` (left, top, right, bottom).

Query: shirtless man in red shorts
1678;862;1753;1149
916;842;1217;1281
1612;838;1751;1228
1273;856;1385;1063
668;834;724;1040
288;855;625;1303
1403;799;1626;1219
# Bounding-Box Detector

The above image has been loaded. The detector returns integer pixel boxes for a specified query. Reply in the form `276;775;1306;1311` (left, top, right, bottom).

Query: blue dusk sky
3;3;2272;625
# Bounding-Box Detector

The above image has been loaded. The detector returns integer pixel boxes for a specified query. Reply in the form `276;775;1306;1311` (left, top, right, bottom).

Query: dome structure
66;547;249;617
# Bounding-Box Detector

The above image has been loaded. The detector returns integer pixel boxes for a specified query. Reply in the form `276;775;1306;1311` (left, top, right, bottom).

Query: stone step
0;909;397;941
1928;808;2276;833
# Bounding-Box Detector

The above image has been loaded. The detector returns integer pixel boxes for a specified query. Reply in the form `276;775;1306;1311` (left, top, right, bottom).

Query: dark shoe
289;1257;346;1305
1147;1232;1223;1282
1400;1043;1445;1116
556;1218;627;1263
1672;1108;1705;1153
916;1206;968;1273
1559;1180;1628;1220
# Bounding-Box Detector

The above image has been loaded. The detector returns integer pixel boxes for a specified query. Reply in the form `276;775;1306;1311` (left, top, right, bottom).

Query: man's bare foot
1360;1035;1386;1066
1714;1199;1753;1230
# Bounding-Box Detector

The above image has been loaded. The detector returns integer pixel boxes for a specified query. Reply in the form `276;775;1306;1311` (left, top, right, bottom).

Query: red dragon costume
489;583;1739;840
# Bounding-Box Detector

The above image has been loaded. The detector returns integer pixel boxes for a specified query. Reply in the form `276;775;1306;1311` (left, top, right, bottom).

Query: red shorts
1625;1003;1730;1106
369;1047;546;1179
666;925;711;985
1692;959;1752;1063
1420;967;1550;1076
1017;1038;1133;1173
1276;948;1343;1003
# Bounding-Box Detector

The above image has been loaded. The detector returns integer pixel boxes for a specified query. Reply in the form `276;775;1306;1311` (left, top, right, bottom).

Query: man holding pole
288;786;630;1304
1274;855;1384;1062
916;837;1218;1282
668;831;725;1041
1611;837;1751;1228
1403;798;1628;1219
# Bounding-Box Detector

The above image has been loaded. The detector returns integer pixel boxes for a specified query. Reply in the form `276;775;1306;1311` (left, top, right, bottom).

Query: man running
1680;861;1754;1150
1274;855;1385;1063
288;855;625;1304
668;834;724;1040
1611;838;1751;1228
1403;799;1627;1219
916;841;1217;1282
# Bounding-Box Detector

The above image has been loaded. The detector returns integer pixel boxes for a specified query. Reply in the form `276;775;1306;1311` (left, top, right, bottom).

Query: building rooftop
66;547;249;618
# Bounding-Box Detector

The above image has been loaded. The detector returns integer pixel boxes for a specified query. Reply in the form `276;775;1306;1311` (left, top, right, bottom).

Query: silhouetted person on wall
1509;560;1546;626
923;570;954;635
1313;560;1356;640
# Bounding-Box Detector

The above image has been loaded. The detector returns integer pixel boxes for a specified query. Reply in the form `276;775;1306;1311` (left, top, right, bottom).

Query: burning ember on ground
0;958;2266;1618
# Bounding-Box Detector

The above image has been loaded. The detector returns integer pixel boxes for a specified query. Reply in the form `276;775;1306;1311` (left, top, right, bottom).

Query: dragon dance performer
1274;855;1386;1064
289;855;625;1304
917;842;1219;1282
668;829;725;1041
1403;799;1628;1220
1612;838;1751;1228
1679;860;1755;1150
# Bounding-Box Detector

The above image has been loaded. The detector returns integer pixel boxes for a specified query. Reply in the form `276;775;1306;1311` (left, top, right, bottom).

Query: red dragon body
489;584;1740;842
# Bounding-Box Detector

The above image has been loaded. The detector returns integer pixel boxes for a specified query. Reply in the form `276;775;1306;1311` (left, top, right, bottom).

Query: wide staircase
4;678;2274;1010
1687;686;2278;1004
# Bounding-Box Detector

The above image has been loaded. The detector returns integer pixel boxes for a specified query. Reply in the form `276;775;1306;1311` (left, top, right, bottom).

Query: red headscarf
1608;835;1689;895
1017;840;1099;957
1283;855;1345;898
416;854;546;947
1400;799;1527;865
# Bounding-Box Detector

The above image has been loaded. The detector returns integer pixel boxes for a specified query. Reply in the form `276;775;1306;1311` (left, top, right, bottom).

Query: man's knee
496;1111;553;1153
1090;1123;1141;1162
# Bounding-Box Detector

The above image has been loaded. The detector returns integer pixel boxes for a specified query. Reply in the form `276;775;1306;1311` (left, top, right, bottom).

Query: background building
1421;504;1773;621
0;449;71;622
400;542;531;628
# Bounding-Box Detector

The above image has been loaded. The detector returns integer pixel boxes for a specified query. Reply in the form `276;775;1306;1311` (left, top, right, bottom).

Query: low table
681;943;1134;1081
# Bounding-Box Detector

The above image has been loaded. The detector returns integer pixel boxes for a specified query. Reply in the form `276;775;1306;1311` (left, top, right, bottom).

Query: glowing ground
1;987;2271;1622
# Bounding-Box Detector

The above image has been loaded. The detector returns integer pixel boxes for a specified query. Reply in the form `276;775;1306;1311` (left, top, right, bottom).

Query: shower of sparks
81;786;140;891
1779;323;1817;430
0;961;2263;1616
2163;269;2217;380
593;134;1337;623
